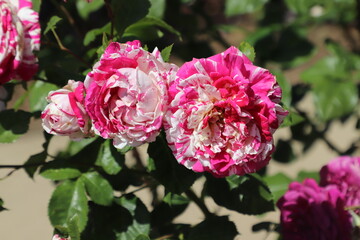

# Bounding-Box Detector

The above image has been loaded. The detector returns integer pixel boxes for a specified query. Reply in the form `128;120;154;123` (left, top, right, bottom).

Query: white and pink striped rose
42;80;92;140
85;40;178;148
0;0;40;84
165;46;288;177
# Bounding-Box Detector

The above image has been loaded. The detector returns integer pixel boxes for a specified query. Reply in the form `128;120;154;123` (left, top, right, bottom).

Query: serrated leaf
81;172;113;206
24;151;47;178
0;110;32;143
161;44;173;62
44;16;62;35
95;140;123;175
28;81;58;112
67;214;81;240
48;180;88;232
281;110;304;127
148;136;197;194
264;173;292;202
206;173;274;215
111;0;151;36
188;216;238;240
238;41;256;62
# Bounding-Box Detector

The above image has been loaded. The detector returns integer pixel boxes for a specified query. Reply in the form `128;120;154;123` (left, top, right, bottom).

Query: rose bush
164;46;288;177
0;0;40;83
277;178;352;240
85;40;178;149
41;80;91;140
320;156;360;212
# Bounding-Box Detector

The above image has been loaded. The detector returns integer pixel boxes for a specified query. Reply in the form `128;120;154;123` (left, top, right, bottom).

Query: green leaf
148;136;197;194
238;41;256;62
44;16;62;35
95;140;123;175
81;172;113;206
148;0;165;18
28;80;58;112
77;0;104;20
117;145;133;155
111;0;151;36
161;44;173;62
274;71;291;107
0;110;32;143
312;79;358;121
206;173;274;215
135;234;151;240
188;216;238;240
48;179;88;232
40;167;82;181
264;173;292;202
83;23;111;46
67;214;81;240
24;151;47;178
82;195;150;240
123;16;181;41
114;195;150;239
281;110;304;127
225;0;269;16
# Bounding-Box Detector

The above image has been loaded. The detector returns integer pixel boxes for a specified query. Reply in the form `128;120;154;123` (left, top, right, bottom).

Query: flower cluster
0;0;40;84
278;156;360;240
42;40;287;177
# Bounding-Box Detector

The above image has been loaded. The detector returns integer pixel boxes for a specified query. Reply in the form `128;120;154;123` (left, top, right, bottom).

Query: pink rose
52;234;70;240
277;179;352;240
320;156;360;212
42;80;92;140
0;0;40;84
85;40;178;148
164;46;288;177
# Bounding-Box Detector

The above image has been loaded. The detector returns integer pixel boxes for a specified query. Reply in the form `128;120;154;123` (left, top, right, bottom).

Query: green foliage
0;110;31;143
44;16;62;35
148;136;197;194
28;81;58;112
264;173;292;202
81;172;114;206
225;0;269;16
76;0;104;20
238;41;256;62
160;44;174;62
48;180;89;232
187;216;238;240
206;173;274;215
111;0;151;36
95;140;123;175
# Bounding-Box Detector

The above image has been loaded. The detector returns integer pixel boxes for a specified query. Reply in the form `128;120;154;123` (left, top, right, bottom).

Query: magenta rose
320;156;360;212
277;179;352;240
0;0;40;84
164;46;288;177
42;80;92;140
85;40;178;148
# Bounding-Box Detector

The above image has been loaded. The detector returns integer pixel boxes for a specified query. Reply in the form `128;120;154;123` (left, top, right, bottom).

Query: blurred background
1;0;360;239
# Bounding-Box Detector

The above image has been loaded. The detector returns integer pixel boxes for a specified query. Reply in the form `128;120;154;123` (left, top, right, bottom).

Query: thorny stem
185;188;213;218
